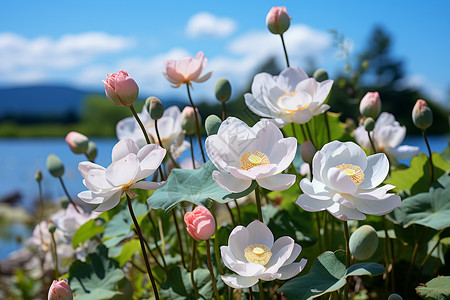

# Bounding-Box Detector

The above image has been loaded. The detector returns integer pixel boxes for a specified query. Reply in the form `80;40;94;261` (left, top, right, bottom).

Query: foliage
147;161;257;211
278;251;385;299
416;276;450;300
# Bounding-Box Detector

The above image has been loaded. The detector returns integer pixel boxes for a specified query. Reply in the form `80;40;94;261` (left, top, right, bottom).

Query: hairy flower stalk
186;84;206;163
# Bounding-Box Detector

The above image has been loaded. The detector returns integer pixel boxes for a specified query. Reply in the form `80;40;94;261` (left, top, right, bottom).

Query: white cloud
0;32;134;77
186;12;237;38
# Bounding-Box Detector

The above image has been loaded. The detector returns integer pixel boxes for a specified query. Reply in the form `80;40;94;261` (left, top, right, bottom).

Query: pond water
0;135;448;259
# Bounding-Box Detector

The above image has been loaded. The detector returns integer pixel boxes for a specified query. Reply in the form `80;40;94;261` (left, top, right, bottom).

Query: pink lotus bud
102;70;139;106
48;280;73;300
266;6;291;35
65;131;89;154
301;140;316;164
359;92;381;118
181;106;201;136
412;99;433;130
184;205;215;241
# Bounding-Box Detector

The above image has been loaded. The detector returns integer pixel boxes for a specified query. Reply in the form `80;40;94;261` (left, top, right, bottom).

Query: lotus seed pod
181;106;200;136
301;140;316;164
48;224;56;234
363;117;375;132
35;170;43;182
65;131;89;154
205;115;222;136
359;92;381;119
145;96;164;120
215;78;232;102
388;294;403;300
86;141;98;161
60;198;69;209
349;224;379;260
412;99;433;130
47;154;65;178
313;69;329;82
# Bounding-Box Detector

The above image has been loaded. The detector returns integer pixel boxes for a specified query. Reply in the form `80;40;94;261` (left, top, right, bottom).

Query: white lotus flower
221;220;307;288
353;112;420;160
296;141;401;220
244;67;333;127
116;105;190;158
205;117;297;193
51;204;100;239
77;138;166;212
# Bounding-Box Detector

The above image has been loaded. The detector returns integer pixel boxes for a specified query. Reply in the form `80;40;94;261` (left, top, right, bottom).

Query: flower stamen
244;244;272;266
336;163;364;184
240;150;270;170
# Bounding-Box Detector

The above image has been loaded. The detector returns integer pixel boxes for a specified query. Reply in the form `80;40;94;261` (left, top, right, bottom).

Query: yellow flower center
277;92;310;113
240;150;270;170
336;163;364;184
244;244;272;266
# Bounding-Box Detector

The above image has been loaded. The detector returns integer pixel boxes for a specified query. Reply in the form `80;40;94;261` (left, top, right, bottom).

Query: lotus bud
388;294;403;300
205;115;222;136
48;279;73;300
35;170;43;182
181;106;200;136
145;96;164;120
86;141;98;161
313;69;329;82
48;223;56;234
184;205;215;240
359;92;381;119
349;224;379;260
60;198;69;209
363;117;375;132
301;140;316;165
47;154;64;178
65;131;89;154
412;99;433;130
215;78;232;102
266;6;291;35
102;70;139;106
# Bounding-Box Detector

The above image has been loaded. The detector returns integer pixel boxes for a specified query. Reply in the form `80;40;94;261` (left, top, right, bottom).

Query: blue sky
1;0;449;106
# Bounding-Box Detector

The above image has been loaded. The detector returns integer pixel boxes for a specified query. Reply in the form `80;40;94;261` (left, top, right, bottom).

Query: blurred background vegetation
0;26;448;138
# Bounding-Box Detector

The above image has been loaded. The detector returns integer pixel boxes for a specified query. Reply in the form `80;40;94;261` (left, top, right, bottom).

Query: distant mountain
0;85;185;117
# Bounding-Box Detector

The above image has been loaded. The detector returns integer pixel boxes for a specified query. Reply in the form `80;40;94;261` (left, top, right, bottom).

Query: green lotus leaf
147;161;256;211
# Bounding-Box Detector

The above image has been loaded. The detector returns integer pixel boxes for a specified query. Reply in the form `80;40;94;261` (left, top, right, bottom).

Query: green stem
186;84;206;163
172;209;187;269
140;229;165;271
405;226;427;296
418;230;443;279
190;240;199;300
367;131;377;154
206;239;221;300
188;135;196;169
249;287;253;300
50;231;59;278
127;195;159;300
222;102;227;121
382;220;390;292
422;130;434;185
234;199;242;225
210;207;225;275
315;213;323;252
225;203;236;227
58;177;81;214
304;123;315;148
291;123;299;141
129;105;151;144
155;119;180;169
258;280;265;300
343;221;350;300
255;186;264;222
324;112;331;143
383;217;395;292
147;213;167;270
279;34;290;68
300;124;307;142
